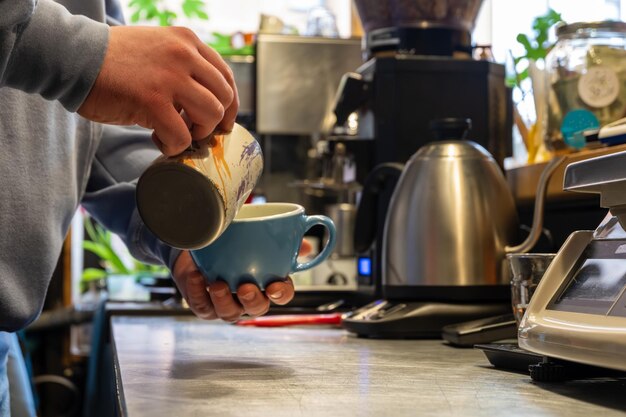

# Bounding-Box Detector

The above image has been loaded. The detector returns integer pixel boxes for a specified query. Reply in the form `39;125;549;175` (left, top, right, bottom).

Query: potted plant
80;216;169;299
127;0;208;26
71;216;172;356
509;9;564;163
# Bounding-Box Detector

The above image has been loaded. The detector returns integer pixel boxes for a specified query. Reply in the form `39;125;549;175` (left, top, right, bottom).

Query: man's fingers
190;59;234;109
150;103;192;155
185;272;217;320
217;90;239;133
77;26;239;156
265;278;295;305
195;43;239;133
175;82;225;140
195;43;236;87
236;283;270;318
299;240;313;257
208;281;244;322
151;132;164;153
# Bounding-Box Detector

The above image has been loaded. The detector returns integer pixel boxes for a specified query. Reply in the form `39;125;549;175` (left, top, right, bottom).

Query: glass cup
507;253;556;325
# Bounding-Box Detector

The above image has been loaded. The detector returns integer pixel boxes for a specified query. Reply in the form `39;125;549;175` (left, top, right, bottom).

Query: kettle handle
505;155;567;254
354;163;404;253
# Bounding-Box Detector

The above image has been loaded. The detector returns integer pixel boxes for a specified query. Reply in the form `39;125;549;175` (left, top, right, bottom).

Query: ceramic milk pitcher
136;123;263;249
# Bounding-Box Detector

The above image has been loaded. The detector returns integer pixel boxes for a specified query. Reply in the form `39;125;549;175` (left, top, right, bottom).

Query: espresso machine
517;151;626;379
473;151;626;381
333;0;514;337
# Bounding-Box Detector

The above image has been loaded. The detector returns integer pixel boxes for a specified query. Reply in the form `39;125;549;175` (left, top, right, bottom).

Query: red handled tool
236;313;343;327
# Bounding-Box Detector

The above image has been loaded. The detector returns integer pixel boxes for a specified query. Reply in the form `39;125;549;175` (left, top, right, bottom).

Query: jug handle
505;155;567;254
354;163;404;253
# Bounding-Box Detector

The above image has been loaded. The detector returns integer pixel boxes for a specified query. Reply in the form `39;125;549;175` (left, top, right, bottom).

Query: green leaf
128;0;163;22
81;268;108;281
158;10;177;26
511;8;563;71
144;6;159;20
128;0;146;7
183;0;205;9
516;33;532;52
82;240;130;275
130;10;142;23
82;210;168;279
128;0;208;25
82;240;110;261
181;0;194;14
94;222;110;245
518;68;529;82
182;0;208;19
535;32;547;47
194;10;209;20
526;48;544;61
83;216;99;243
131;259;169;276
505;74;518;88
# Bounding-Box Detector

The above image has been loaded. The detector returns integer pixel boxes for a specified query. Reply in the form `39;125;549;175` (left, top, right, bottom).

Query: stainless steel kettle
355;119;564;298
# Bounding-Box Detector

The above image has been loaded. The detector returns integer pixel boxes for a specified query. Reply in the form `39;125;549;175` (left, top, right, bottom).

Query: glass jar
545;21;626;151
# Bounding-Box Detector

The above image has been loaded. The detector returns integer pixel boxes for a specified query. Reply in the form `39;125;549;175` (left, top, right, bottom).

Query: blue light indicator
358;257;372;276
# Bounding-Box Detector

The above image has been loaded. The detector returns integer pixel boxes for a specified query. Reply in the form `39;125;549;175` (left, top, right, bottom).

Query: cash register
517;150;626;378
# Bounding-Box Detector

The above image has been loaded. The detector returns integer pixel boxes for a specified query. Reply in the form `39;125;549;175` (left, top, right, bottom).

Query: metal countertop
111;316;626;417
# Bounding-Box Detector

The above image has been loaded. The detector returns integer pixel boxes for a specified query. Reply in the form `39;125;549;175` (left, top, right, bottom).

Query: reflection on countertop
112;316;626;417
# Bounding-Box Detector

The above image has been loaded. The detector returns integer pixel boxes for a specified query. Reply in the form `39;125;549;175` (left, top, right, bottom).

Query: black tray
475;342;626;381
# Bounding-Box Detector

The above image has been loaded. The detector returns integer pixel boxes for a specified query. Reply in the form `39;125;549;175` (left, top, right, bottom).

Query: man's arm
80;125;181;269
0;0;239;156
0;0;108;111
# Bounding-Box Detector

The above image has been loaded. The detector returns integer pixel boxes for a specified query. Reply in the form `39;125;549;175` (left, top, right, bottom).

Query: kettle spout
505;156;567;254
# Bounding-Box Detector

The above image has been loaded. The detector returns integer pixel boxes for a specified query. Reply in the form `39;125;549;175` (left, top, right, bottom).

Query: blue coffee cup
191;203;336;291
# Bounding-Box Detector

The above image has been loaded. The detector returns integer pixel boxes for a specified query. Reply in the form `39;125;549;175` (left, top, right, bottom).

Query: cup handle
293;215;336;273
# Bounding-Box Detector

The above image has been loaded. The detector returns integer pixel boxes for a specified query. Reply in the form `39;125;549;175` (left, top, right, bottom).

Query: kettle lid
417;117;494;160
429;118;472;140
416;139;494;160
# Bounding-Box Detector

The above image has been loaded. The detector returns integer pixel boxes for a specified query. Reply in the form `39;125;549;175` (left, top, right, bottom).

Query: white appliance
519;151;626;373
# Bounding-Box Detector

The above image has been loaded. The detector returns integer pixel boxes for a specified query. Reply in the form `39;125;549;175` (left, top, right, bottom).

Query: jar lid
556;20;626;37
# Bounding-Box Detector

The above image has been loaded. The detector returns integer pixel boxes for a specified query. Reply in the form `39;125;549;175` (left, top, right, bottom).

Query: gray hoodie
0;0;178;331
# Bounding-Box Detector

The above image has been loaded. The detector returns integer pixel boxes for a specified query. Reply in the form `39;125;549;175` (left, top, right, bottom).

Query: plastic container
545;21;626;151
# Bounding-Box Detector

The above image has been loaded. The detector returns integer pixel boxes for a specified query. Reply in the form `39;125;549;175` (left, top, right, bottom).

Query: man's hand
78;26;238;156
171;251;295;321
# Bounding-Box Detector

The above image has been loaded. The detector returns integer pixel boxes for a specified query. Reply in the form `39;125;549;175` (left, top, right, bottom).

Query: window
475;0;621;65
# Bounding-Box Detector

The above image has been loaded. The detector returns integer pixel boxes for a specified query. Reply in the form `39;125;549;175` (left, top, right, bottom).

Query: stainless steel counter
111;316;626;417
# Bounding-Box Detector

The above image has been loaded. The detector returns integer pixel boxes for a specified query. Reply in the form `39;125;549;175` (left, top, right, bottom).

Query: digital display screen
557;259;626;303
550;240;626;315
358;257;372;276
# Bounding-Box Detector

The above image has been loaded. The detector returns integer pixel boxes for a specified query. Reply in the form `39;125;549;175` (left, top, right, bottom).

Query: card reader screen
558;259;626;302
550;240;626;315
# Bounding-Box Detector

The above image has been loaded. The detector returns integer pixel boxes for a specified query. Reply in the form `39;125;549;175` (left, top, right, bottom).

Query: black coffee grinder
333;0;513;337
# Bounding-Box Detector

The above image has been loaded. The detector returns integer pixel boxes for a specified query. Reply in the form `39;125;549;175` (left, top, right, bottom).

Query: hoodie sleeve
0;0;109;111
80;125;182;272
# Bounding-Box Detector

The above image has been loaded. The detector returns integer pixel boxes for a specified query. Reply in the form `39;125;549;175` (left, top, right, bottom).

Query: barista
0;0;296;414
